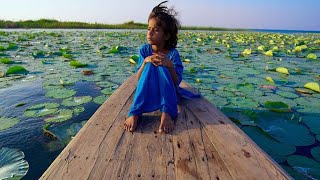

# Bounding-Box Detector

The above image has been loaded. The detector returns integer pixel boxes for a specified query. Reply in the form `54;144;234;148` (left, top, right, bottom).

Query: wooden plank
171;105;199;180
183;102;233;179
40;74;137;180
179;81;291;179
121;111;174;179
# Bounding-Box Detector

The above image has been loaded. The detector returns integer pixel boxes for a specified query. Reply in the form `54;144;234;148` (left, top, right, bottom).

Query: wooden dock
40;74;291;180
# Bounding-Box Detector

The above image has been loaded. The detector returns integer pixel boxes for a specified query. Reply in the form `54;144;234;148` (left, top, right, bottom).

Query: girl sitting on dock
124;1;183;133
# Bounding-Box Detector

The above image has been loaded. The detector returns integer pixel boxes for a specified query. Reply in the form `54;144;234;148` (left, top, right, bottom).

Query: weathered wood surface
40;74;291;180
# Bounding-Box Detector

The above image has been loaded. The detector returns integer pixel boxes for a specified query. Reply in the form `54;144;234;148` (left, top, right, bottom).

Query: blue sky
0;0;319;31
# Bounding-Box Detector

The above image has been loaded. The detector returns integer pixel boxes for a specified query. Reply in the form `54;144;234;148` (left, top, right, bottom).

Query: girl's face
147;18;168;47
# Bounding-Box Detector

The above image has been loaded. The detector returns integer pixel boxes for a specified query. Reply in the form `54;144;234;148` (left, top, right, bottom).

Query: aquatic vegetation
6;66;29;75
0;117;20;131
0;147;29;179
44;109;73;123
61;96;92;106
304;82;320;92
287;155;320;179
0;30;319;179
0;58;14;64
24;103;59;117
70;60;88;68
45;88;76;99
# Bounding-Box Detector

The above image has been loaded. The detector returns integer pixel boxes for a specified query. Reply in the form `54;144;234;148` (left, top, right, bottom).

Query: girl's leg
157;66;178;133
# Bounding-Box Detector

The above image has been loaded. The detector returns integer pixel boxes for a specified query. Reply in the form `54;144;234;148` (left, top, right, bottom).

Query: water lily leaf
70;60;88;68
304;82;320;93
0;147;29;179
0;58;14;64
242;48;251;55
295;88;314;95
311;146;320;162
108;46;120;53
45;88;76;99
6;66;29;75
63;54;74;59
257;112;315;146
61;96;92;107
32;50;46;58
276;67;289;75
45;109;73;123
73;107;85;115
93;95;109;105
257;45;265;51
264;50;273;56
183;59;191;63
287;155;320;179
266;76;275;83
276;90;299;99
128;58;136;64
303;116;320;135
264;101;291;112
130;55;139;61
0;117;20;132
242;126;295;156
306;53;317;60
46;121;87;152
24;103;59;117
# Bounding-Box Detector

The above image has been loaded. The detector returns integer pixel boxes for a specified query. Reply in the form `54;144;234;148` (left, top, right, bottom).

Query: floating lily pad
46;120;87;152
256;112;315;146
45;88;76;99
287;155;320;179
73;106;85;115
229;97;259;109
0;58;14;64
24;103;59;117
0;147;29;179
70;60;88;68
264;101;291;112
0;117;20;131
242;126;296;156
61;96;92;106
276;90;299;99
93;95;109;105
45;109;73;123
6;66;29;75
303;115;320;135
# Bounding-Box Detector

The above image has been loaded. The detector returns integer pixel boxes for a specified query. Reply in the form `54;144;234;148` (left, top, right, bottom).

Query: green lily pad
0;58;14;64
276;90;299;99
311;146;320;162
264;101;291;112
101;88;115;95
93;95;109;105
256;112;315;146
74;107;85;115
45;88;76;99
242;126;295;156
24;103;59;117
282;166;309;180
0;147;29;180
45;109;73;123
46;120;87;152
302;116;320;135
61;96;92;106
287;155;320;179
70;60;88;68
6;66;29;75
229;97;260;109
0;117;20;131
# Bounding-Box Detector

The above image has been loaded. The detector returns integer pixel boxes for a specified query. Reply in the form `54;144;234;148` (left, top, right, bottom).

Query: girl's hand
144;53;173;68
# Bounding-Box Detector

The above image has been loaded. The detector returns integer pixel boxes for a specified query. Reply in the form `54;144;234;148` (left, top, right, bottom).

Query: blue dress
128;44;183;119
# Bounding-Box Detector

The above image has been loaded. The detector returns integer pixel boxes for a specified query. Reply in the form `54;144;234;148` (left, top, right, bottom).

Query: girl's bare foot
159;112;174;133
124;115;139;132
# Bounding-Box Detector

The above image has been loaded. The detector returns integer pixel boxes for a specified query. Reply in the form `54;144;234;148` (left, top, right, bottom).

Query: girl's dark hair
148;1;180;49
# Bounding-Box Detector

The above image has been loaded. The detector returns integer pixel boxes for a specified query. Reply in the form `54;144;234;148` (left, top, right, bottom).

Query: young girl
123;1;183;133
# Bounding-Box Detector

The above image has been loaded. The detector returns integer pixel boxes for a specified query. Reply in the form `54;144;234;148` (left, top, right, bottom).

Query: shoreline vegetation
0;19;245;31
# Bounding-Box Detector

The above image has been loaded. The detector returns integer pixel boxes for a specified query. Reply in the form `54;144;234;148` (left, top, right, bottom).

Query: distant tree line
0;19;244;31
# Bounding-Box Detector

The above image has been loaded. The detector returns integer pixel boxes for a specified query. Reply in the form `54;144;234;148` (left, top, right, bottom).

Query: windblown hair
148;1;180;49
